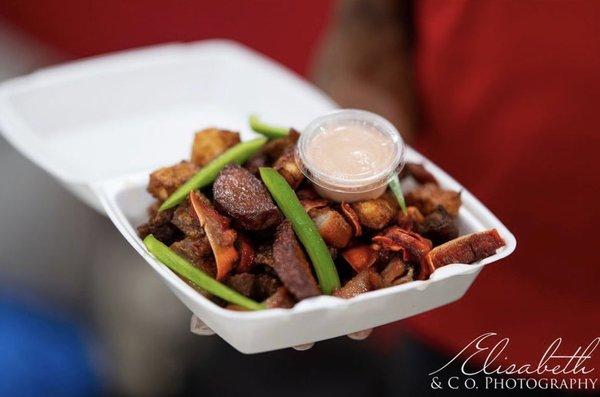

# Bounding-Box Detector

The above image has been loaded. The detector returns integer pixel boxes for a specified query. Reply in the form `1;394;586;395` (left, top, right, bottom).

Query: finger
190;315;215;336
292;342;315;351
347;329;373;341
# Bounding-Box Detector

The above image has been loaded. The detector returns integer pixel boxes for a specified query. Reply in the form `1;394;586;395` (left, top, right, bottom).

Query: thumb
347;328;373;340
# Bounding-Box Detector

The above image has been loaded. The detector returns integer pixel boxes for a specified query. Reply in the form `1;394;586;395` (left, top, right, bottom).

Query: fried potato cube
351;194;398;230
309;207;353;248
147;161;198;201
191;128;240;166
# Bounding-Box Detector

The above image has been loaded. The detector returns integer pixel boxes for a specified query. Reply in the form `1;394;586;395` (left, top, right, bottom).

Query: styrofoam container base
0;40;516;353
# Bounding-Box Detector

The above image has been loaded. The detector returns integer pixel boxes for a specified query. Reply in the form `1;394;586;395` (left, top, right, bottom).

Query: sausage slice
213;164;282;230
272;221;321;300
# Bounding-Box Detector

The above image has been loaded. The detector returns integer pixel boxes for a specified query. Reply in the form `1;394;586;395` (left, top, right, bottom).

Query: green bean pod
143;235;265;310
160;137;267;211
259;167;341;294
249;115;290;139
389;174;408;215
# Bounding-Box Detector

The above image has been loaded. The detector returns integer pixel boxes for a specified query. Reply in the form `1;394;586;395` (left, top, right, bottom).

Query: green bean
160;138;267;211
249;115;290;139
143;235;265;310
259;167;340;294
389;174;408;215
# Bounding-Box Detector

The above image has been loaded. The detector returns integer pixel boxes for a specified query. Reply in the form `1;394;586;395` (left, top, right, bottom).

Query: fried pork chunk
254;244;275;268
265;287;295;309
244;153;269;175
272;221;321;300
273;146;304;189
418;205;459;245
147;161;198;201
191;128;240;166
213;164;282;230
396;206;425;231
262;128;300;160
406;183;461;217
426;229;505;269
225;273;281;301
400;163;438;185
137;202;181;245
171;198;204;238
170;237;215;276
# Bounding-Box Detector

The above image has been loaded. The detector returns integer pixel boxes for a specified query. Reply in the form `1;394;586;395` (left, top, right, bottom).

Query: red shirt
398;0;600;375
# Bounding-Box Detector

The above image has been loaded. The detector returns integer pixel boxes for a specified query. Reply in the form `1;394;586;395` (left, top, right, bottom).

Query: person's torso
405;0;600;372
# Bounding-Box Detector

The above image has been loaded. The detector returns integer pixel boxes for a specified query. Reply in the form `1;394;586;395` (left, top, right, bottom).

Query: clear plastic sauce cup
296;109;406;202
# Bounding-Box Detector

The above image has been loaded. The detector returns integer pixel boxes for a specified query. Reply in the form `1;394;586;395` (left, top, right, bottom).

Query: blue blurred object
0;291;101;397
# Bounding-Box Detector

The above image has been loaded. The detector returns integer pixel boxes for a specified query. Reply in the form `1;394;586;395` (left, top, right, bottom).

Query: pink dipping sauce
296;109;405;202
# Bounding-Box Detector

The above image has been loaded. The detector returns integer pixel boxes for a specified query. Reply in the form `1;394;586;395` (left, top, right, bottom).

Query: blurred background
0;1;598;396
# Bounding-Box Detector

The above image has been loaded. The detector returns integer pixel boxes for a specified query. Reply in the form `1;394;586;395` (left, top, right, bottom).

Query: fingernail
347;329;373;340
190;316;215;336
293;342;315;351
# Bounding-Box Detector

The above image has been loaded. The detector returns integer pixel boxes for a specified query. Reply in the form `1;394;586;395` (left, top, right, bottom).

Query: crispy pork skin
272;221;321;300
333;270;382;299
191;128;240;166
426;229;505;269
340;202;363;237
406;183;461;217
213;164;282;230
381;257;414;286
148;161;198;201
341;244;378;272
189;191;238;281
372;227;434;280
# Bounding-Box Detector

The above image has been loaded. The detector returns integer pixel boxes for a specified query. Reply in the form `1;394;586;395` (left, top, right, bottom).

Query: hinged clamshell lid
0;40;335;212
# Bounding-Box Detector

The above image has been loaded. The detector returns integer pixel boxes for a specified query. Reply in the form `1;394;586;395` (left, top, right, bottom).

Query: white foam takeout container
0;40;516;353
